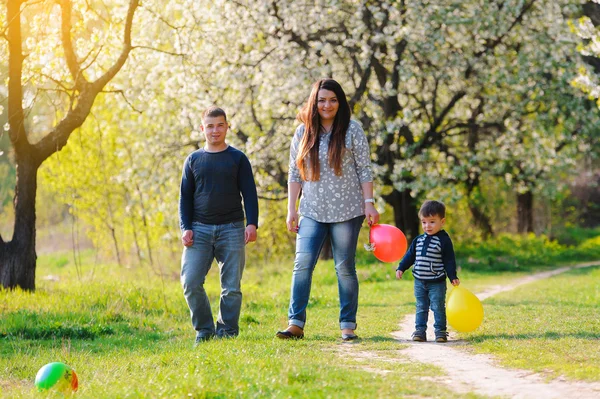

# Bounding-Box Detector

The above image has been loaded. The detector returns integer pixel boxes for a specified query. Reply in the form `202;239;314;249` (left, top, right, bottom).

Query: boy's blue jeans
181;221;246;337
287;215;365;330
414;278;447;333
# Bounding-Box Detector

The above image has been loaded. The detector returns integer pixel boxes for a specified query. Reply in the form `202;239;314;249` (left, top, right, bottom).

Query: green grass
461;265;600;382
0;250;489;399
457;232;600;272
1;235;599;397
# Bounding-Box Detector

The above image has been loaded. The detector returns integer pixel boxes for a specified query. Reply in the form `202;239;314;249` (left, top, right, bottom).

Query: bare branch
80;45;104;72
84;0;111;24
1;0;44;39
438;121;503;136
59;0;86;88
141;4;185;30
93;0;140;89
39;72;74;93
100;89;143;114
6;0;31;154
132;45;184;57
433;91;467;131
35;0;140;162
474;0;536;58
431;76;439;122
241;47;277;68
249;88;263;133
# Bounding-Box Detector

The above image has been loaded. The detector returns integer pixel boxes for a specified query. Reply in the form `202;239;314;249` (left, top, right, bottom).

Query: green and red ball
34;362;78;393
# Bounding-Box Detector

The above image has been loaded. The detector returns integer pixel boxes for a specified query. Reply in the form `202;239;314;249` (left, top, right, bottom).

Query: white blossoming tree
0;0;141;290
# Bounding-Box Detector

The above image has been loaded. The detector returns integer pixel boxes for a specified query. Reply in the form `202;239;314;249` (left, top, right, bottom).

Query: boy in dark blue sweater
396;200;460;342
179;106;258;344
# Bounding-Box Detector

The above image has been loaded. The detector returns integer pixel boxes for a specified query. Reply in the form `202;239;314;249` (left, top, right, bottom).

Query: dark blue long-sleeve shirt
397;230;458;282
179;146;259;231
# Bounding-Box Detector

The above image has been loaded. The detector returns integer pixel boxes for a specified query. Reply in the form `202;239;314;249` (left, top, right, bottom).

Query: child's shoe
411;330;427;342
435;331;448;343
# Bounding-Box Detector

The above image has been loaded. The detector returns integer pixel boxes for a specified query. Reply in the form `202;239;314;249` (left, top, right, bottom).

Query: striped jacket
397;230;458;282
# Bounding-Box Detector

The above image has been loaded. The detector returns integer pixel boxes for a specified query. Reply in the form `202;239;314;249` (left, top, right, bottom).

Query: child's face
420;215;445;235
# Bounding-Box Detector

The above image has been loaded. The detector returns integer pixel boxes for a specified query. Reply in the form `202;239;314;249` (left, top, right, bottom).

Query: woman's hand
365;203;379;226
287;209;299;233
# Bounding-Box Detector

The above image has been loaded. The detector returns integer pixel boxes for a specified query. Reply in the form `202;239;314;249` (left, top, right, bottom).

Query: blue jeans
181;221;246;337
414;279;447;333
287;215;365;330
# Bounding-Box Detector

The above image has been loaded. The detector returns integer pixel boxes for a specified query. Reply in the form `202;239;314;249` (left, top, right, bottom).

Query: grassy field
0;247;598;398
466;265;600;382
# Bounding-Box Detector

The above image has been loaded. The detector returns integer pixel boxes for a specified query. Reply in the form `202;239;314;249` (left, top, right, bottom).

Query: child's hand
451;279;460;286
396;270;403;280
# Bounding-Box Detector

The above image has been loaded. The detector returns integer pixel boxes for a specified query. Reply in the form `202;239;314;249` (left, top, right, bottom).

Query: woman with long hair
276;78;379;341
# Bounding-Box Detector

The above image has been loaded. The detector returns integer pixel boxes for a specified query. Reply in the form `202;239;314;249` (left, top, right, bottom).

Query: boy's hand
245;224;257;244
182;230;194;247
396;270;403;280
451;279;460;286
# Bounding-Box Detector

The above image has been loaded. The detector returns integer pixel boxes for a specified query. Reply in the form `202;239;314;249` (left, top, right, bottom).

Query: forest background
1;0;600;289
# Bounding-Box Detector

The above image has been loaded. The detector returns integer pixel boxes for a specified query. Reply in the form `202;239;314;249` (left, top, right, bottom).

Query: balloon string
364;227;375;252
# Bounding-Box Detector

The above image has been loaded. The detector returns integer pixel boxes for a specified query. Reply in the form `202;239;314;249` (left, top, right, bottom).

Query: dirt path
351;262;600;398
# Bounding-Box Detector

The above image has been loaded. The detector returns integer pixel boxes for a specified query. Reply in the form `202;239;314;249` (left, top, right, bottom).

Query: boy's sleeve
179;155;195;232
397;237;418;272
442;236;458;281
238;154;259;228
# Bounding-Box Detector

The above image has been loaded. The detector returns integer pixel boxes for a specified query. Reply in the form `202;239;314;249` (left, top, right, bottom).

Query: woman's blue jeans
287;215;365;330
180;221;246;337
414;278;447;333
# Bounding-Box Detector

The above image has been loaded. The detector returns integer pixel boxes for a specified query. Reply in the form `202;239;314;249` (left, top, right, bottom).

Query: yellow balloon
447;286;484;332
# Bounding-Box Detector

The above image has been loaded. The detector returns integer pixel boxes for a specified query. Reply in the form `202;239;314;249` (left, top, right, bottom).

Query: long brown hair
296;79;351;181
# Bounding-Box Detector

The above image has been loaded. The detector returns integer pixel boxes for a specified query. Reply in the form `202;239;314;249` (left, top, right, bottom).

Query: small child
396;200;460;343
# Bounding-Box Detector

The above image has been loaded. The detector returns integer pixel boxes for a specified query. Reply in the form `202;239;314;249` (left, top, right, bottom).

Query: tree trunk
465;178;494;239
468;202;494;239
517;191;534;233
0;158;38;290
1;0;139;290
382;188;420;242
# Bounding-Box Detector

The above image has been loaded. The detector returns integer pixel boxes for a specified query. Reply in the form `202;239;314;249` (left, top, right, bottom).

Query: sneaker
435;331;448;343
194;333;215;346
411;330;427;342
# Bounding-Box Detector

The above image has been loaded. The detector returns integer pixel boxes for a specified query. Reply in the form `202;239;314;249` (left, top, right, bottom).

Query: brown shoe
411;330;427;342
341;333;359;341
435;331;448;343
276;326;304;339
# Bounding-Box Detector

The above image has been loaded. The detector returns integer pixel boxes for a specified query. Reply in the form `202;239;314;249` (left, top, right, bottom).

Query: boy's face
421;215;445;236
201;115;228;147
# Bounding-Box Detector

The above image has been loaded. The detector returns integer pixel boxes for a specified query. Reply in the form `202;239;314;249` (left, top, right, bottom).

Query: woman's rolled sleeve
288;126;304;183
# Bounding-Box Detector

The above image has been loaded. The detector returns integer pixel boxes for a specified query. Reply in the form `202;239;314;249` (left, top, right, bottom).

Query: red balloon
369;224;408;263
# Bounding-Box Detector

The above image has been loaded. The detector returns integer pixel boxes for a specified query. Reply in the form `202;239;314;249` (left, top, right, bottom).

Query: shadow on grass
0;309;165;343
471;331;600;341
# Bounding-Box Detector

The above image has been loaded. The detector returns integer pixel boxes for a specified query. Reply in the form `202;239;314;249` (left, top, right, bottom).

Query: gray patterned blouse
288;120;373;223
